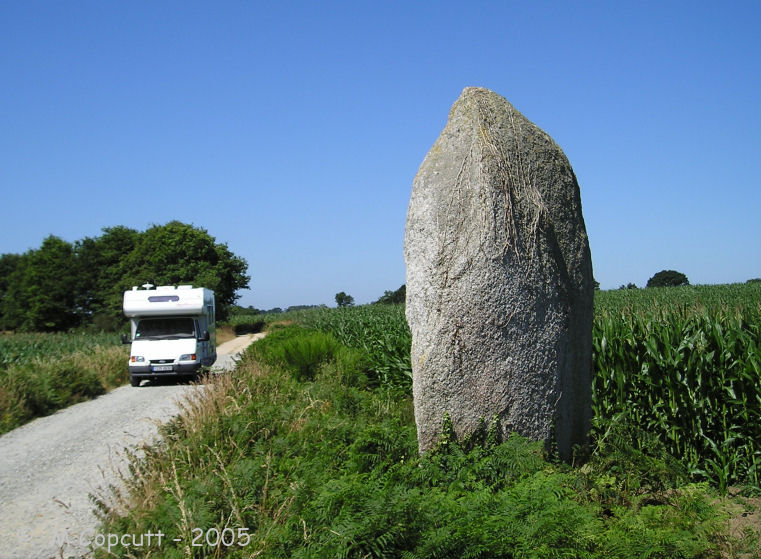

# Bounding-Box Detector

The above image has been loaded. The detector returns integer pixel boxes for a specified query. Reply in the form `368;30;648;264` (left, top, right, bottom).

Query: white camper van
122;284;216;387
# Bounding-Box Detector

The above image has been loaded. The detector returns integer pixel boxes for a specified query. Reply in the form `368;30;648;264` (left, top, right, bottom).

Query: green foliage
231;320;266;335
292;304;412;389
75;226;141;324
246;325;364;383
0;332;128;433
374;284;406;305
96;327;734;558
647;269;690;287
0;221;249;331
588;413;690;498
0;331;118;367
0;253;27;330
228;304;261;316
335;291;355;308
277;284;761;491
1;236;80;331
115;221;249;321
593;283;761;490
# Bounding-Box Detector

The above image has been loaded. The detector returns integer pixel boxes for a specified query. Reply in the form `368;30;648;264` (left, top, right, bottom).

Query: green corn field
0;331;127;434
3;282;759;489
0;331;119;368
284;283;761;489
593;283;761;490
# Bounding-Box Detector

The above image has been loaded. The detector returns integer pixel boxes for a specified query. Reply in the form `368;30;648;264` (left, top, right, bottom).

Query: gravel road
0;334;262;559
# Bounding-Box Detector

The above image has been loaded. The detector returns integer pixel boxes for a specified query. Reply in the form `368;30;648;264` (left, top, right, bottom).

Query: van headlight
179;354;197;361
130;356;145;363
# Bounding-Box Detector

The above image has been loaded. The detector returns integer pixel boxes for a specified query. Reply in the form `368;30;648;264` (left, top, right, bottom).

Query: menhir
404;87;594;461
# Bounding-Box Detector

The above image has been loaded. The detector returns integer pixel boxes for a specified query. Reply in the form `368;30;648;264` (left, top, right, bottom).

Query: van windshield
135;318;196;340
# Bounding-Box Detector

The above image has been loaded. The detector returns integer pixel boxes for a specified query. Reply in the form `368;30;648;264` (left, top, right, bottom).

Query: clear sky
1;1;759;310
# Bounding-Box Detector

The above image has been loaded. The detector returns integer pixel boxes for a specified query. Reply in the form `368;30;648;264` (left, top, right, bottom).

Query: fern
94;324;734;559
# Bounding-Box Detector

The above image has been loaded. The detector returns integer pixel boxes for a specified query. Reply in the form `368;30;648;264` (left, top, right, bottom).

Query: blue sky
1;1;759;309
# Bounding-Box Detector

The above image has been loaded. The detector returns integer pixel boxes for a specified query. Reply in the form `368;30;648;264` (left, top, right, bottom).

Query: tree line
0;221;249;332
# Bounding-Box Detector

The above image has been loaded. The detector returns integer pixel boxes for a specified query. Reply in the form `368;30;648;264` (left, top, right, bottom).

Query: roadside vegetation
94;283;761;558
0;331;127;434
0;314;258;436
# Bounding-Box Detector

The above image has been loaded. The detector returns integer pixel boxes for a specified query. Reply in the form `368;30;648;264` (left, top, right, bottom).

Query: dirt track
0;334;262;559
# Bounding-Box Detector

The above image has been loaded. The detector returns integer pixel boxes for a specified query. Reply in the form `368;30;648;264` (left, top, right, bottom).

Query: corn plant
0;331;120;367
290;304;412;389
593;283;761;490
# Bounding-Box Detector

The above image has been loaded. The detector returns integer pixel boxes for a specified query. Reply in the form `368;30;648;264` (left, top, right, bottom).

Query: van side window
148;295;180;303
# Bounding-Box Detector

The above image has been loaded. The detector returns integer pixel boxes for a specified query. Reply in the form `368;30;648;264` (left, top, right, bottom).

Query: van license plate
152;365;173;372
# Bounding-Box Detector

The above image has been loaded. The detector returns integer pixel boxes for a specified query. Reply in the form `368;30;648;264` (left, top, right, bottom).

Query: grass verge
94;326;759;558
0;344;128;435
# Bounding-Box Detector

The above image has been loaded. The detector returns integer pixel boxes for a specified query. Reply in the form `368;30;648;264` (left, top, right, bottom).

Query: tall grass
0;332;128;434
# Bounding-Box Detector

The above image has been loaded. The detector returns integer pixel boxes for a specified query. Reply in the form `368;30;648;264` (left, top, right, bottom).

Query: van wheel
130;375;142;387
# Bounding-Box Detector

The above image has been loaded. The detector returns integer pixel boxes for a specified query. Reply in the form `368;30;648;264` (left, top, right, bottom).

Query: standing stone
404;87;593;460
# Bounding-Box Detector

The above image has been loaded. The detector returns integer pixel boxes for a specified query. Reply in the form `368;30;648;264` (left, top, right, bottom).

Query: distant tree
230;305;261;316
75;225;140;323
0;253;28;330
618;283;638;290
646;270;689;288
0;253;22;297
4;236;80;331
287;304;320;312
593;279;600;290
374;284;406;305
335;292;355;308
747;278;761;284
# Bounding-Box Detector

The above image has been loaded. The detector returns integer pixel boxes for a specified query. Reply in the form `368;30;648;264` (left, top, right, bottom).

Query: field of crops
0;331;119;367
281;283;761;490
0;331;128;434
593;284;761;490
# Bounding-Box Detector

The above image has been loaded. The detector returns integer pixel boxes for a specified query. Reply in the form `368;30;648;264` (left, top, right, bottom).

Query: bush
245;325;341;381
646;270;689;287
232;320;266;335
280;331;340;381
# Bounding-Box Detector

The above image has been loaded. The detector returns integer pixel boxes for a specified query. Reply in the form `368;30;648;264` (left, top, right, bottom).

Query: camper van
122;284;216;387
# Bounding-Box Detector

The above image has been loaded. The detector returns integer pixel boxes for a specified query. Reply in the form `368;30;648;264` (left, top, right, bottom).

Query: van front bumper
129;362;201;375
